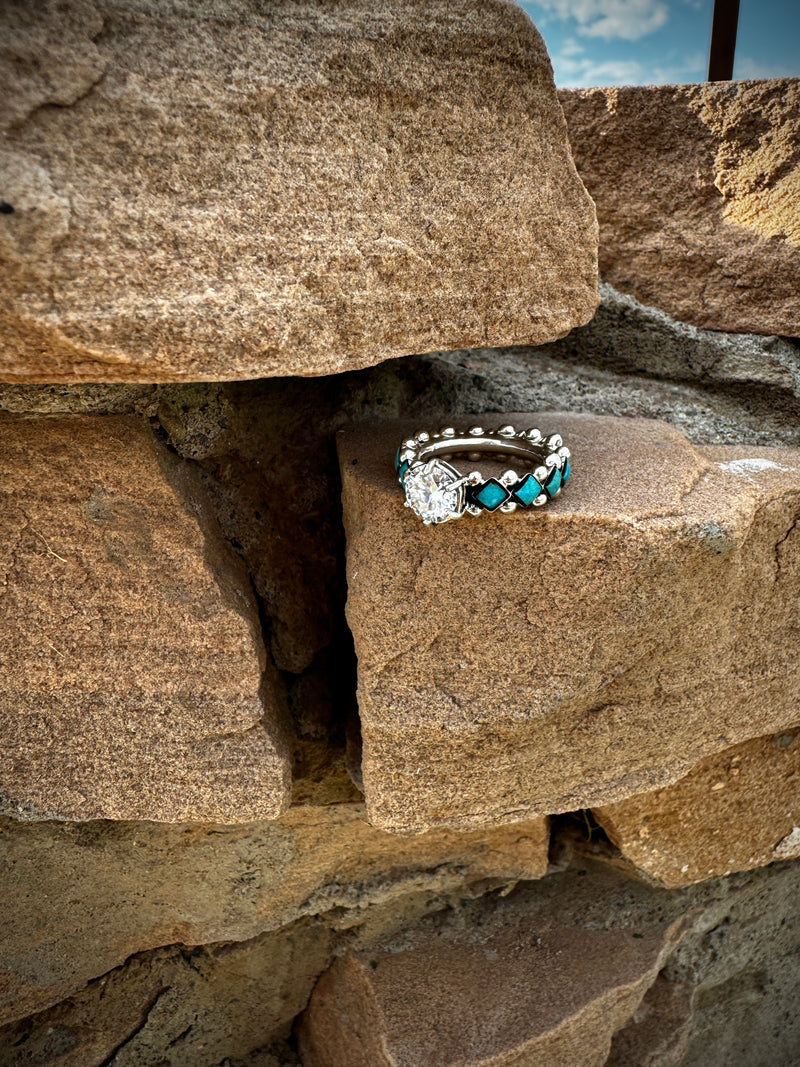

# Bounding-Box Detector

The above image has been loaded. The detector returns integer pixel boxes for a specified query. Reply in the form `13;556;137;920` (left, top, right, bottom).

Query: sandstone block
594;726;800;887
0;920;333;1067
605;975;693;1067
0;804;548;1024
560;80;800;336
340;415;800;832
0;0;597;383
0;415;290;822
298;863;689;1067
541;282;800;398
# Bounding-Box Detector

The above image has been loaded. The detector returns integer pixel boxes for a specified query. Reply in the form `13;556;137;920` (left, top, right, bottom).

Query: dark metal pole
708;0;740;81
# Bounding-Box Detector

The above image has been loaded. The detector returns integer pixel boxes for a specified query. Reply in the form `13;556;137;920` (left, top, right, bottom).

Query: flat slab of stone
340;416;800;832
0;803;548;1024
298;862;688;1067
544;281;800;398
0;921;334;1067
560;79;800;336
0;415;290;822
594;726;800;887
0;0;597;383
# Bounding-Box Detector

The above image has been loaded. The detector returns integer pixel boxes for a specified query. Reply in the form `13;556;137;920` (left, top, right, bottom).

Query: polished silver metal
397;425;570;525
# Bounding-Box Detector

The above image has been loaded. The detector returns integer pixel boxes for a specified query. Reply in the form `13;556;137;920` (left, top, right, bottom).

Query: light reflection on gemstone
403;461;462;524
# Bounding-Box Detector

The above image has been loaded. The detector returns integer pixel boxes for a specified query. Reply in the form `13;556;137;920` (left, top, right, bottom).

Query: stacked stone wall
2;3;800;1065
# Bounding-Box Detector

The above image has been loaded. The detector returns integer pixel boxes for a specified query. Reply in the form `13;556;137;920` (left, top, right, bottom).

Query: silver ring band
395;425;571;525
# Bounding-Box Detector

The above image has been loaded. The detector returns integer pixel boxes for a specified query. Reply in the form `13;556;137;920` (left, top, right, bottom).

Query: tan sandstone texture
0;805;548;1024
594;726;800;888
298;861;689;1067
0;919;334;1067
559;79;800;336
0;0;598;383
340;415;800;832
605;975;694;1067
0;415;290;822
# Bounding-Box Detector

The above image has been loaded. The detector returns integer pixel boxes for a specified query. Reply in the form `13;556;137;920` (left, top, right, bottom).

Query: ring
395;425;571;525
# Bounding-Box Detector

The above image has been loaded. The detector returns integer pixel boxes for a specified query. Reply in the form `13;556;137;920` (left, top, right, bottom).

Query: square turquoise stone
474;478;510;511
545;467;562;498
562;458;571;484
512;474;542;507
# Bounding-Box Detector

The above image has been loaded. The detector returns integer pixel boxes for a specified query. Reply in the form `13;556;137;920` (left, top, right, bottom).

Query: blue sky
519;0;800;87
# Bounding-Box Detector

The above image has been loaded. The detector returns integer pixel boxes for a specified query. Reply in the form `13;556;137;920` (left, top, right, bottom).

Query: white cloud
560;36;585;55
552;46;705;87
533;0;669;41
735;56;798;80
650;50;706;83
553;54;645;85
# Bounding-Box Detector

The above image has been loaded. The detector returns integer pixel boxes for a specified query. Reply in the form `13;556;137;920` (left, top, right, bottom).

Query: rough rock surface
654;858;800;1067
605;975;694;1067
2;283;799;677
0;415;290;823
0;920;331;1067
541;282;800;397
4;845;800;1065
560;80;800;335
594;726;800;887
0;804;548;1024
298;862;689;1067
0;0;597;383
340;416;800;831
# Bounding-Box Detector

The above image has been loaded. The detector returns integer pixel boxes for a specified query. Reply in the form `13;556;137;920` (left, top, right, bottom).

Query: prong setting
395;424;570;523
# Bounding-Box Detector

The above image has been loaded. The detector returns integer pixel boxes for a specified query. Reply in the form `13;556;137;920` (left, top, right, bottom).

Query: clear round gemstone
404;462;462;523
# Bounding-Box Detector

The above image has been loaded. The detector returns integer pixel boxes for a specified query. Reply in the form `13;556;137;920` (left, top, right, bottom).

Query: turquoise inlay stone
545;467;562;498
562;458;571;484
512;474;542;506
474;479;510;511
394;446;402;473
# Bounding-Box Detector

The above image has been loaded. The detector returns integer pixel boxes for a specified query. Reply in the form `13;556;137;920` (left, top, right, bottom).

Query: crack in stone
774;513;800;582
95;985;171;1067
